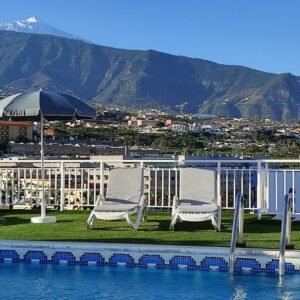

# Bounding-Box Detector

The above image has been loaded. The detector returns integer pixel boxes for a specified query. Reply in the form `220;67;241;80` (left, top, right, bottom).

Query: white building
171;124;188;133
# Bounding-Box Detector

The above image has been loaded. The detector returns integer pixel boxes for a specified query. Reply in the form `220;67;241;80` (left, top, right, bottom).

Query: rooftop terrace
1;157;300;251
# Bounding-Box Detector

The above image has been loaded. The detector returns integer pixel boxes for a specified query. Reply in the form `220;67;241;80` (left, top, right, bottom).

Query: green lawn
0;210;298;249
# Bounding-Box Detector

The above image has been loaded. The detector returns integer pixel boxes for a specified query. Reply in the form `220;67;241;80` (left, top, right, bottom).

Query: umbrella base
31;216;57;223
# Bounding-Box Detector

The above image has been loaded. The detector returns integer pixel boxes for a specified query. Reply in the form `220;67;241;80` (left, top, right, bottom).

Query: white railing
0;158;300;213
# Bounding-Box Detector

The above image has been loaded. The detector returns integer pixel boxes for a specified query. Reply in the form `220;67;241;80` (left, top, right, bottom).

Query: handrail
2;157;300;164
229;192;244;273
279;193;293;276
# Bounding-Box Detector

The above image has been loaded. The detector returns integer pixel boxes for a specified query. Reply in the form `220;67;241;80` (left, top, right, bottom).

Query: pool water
0;263;299;299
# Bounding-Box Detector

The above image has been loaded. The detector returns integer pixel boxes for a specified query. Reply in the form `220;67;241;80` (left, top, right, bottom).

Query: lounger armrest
139;195;146;207
172;195;179;210
95;194;105;207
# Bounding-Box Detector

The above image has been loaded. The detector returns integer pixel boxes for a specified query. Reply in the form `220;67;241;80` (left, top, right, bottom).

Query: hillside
0;30;300;120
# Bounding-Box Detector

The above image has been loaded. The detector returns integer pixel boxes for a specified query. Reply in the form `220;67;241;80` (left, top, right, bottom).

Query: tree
155;121;165;128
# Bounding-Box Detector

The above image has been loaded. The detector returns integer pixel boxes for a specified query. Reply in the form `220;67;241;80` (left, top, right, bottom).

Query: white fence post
100;161;104;197
60;161;65;211
264;162;269;213
217;161;222;207
257;161;262;219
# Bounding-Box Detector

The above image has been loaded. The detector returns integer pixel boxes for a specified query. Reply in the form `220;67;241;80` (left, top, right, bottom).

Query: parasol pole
40;112;46;219
31;110;56;223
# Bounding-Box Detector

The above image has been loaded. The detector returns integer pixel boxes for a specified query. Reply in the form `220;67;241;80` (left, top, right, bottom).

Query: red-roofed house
44;129;56;136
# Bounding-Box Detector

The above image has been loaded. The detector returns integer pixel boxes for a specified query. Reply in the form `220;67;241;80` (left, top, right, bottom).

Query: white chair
169;168;221;231
86;168;146;230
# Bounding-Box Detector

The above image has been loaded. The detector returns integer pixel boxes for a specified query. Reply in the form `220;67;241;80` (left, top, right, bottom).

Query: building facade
0;121;33;143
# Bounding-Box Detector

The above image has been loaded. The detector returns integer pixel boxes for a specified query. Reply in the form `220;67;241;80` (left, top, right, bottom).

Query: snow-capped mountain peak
0;16;88;42
25;16;41;23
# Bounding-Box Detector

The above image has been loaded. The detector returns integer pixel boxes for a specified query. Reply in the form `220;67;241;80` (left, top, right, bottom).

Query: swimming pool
1;263;299;299
1;240;300;299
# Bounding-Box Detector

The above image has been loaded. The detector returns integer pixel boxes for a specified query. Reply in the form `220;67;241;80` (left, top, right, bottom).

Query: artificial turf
0;210;298;249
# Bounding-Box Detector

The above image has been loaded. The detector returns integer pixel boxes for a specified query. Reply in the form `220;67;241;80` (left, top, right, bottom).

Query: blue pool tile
200;256;228;272
0;250;20;263
109;254;134;267
2;244;300;276
265;259;295;273
234;258;261;273
138;254;165;268
23;251;48;264
80;253;105;266
169;255;197;270
51;252;76;265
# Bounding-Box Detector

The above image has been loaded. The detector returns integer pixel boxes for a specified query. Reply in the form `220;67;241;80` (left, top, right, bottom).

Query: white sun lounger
86;168;146;230
169;168;221;231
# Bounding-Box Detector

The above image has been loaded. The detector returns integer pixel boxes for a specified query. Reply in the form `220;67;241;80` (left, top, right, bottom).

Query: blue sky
0;0;299;75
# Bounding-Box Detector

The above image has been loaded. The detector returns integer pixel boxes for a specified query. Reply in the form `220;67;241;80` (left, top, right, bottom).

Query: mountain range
0;18;300;120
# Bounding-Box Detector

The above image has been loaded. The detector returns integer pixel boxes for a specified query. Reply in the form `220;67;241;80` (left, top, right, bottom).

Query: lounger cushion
180;168;216;204
106;168;144;203
95;200;139;212
177;200;218;213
